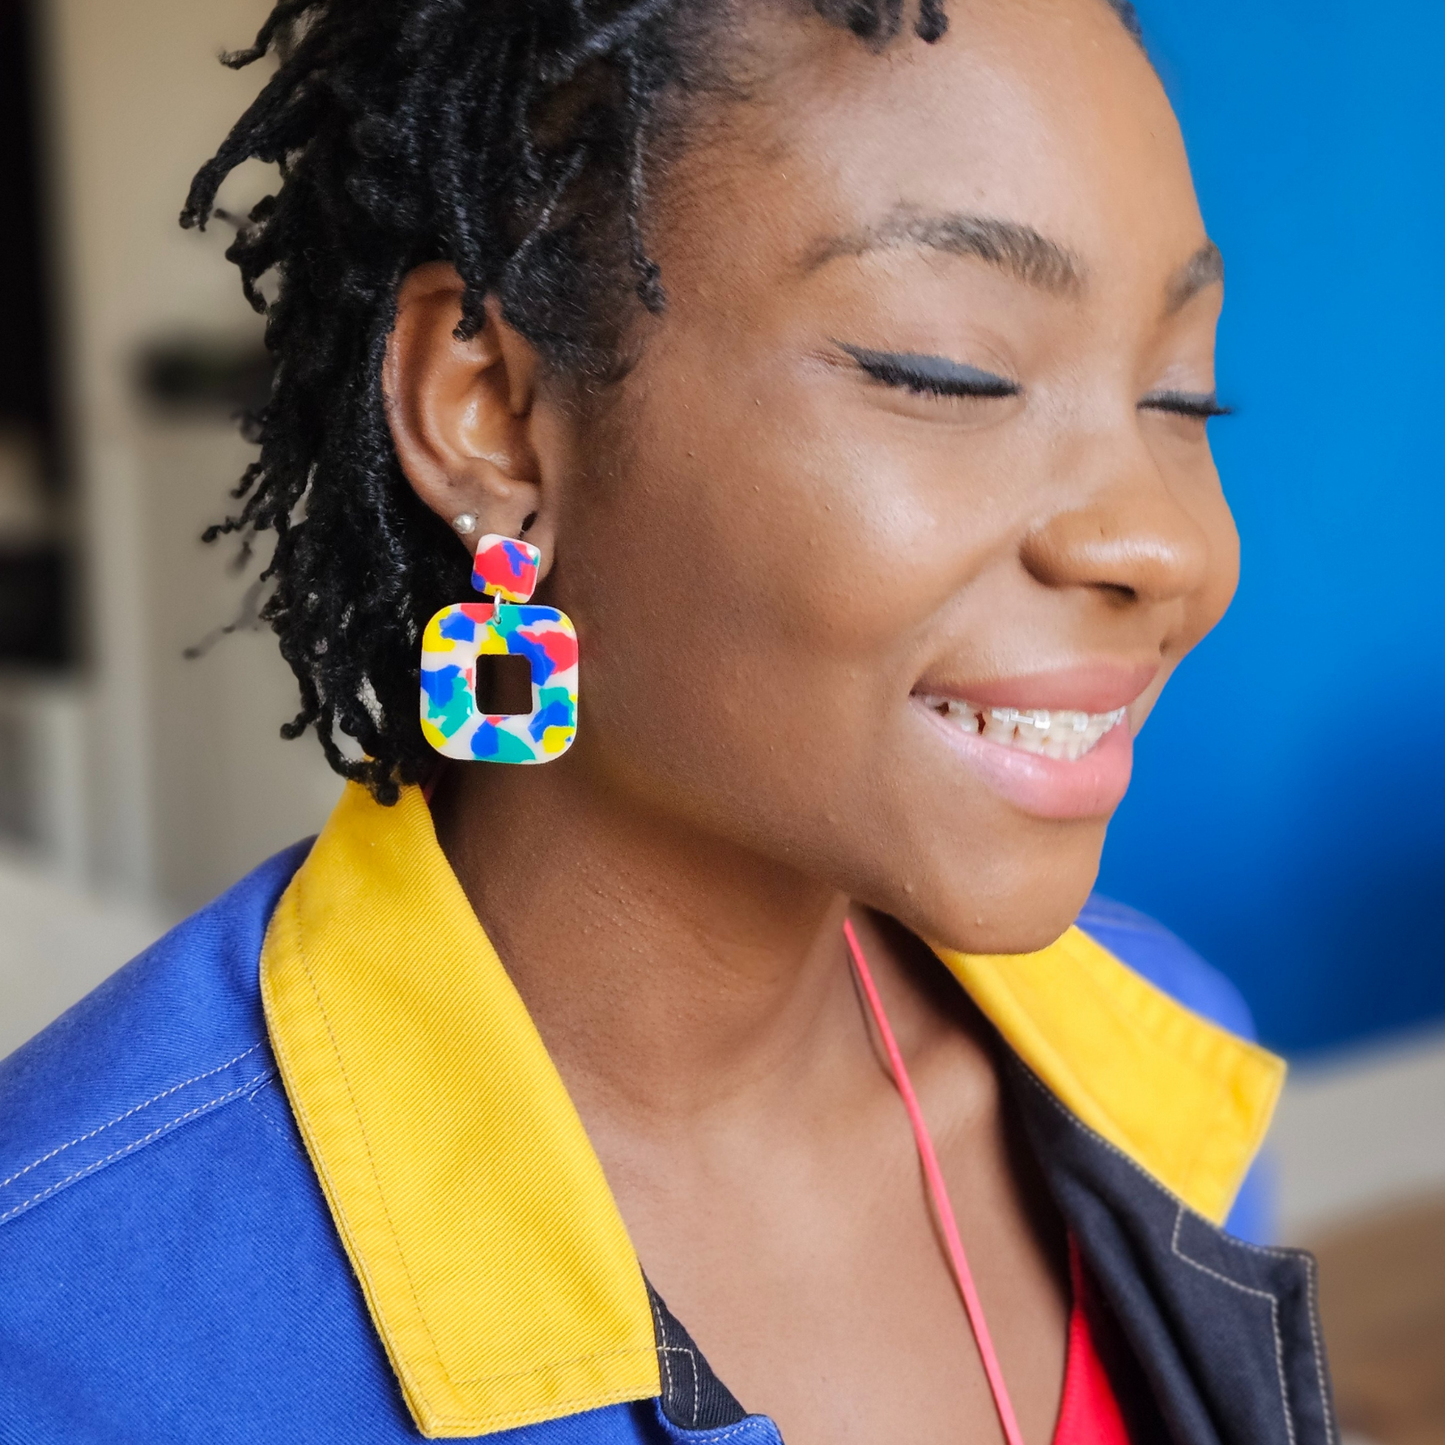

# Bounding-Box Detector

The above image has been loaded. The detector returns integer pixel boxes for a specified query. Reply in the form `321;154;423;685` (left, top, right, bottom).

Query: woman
0;1;1331;1442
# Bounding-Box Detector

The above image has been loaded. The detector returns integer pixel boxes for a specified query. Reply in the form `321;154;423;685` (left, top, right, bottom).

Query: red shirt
1055;1244;1132;1445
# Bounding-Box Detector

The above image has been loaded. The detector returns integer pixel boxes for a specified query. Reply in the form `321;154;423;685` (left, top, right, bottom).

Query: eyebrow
804;206;1085;296
1165;240;1225;314
808;208;1225;317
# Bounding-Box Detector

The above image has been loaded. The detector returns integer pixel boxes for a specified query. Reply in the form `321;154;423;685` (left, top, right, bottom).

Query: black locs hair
183;0;1143;803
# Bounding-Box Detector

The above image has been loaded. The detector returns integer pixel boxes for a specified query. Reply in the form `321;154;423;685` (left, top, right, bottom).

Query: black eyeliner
835;342;1020;399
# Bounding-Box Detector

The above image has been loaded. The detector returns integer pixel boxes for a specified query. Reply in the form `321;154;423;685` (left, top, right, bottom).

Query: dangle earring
419;534;578;763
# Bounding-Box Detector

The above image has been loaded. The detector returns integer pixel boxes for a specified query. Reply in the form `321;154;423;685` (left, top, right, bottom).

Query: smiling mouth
914;696;1128;761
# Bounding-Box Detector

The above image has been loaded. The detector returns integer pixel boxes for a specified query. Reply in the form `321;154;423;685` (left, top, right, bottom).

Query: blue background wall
1098;3;1445;1056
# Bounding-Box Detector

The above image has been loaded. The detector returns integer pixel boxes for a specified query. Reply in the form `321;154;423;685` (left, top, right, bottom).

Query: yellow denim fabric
936;933;1284;1226
261;785;658;1438
261;782;1283;1439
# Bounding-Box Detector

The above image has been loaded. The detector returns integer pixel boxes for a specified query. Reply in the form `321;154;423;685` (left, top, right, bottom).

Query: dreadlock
183;0;1145;803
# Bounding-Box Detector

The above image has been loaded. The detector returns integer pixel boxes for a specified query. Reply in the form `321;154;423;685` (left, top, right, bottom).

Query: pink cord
843;918;1028;1445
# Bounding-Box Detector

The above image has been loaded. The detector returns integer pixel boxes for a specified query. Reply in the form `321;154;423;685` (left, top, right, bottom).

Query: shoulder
0;841;415;1440
1076;892;1257;1041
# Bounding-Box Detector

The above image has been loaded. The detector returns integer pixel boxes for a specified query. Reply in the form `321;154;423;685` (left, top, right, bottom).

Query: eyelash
843;345;1232;420
873;366;1019;400
1140;391;1233;420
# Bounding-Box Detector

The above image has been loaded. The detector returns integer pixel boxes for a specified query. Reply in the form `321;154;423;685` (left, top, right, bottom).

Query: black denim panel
1079;1255;1177;1445
1169;1210;1336;1445
1007;1056;1337;1445
646;1279;749;1430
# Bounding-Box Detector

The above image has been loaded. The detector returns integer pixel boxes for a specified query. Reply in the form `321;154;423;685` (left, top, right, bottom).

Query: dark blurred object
135;334;274;418
0;0;59;479
0;0;70;673
0;547;69;667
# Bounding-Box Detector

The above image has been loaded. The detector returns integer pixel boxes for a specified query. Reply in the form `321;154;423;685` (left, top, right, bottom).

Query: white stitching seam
0;1042;265;1193
1170;1206;1295;1445
1299;1251;1336;1445
1183;1208;1337;1438
650;1295;703;1428
695;1420;768;1443
650;1292;675;1411
650;1292;753;1439
1175;1209;1333;1441
245;1079;309;1162
1012;1065;1333;1445
654;1404;769;1445
658;1347;702;1429
0;1066;275;1224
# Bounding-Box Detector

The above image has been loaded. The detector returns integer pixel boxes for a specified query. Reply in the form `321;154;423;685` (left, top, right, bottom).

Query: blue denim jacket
0;786;1332;1445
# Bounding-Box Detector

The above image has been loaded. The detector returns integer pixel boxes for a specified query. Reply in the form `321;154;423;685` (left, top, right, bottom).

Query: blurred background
0;0;1439;1437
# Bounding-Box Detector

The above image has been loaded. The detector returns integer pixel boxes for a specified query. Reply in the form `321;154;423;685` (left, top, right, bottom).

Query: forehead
657;0;1205;301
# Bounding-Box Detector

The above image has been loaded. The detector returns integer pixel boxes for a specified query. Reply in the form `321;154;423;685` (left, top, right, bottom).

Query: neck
432;760;872;1134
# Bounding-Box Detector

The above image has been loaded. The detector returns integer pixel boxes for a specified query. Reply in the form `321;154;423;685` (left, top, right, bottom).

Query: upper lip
912;662;1160;716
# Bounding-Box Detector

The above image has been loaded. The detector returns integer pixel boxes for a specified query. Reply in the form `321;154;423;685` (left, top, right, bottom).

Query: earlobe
383;262;545;554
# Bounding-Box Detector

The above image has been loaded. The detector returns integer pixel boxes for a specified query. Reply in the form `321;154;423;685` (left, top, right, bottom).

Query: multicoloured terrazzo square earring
419;534;579;763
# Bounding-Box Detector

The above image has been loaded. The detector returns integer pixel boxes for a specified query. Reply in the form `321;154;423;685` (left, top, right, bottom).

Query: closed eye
1140;390;1233;420
836;342;1020;400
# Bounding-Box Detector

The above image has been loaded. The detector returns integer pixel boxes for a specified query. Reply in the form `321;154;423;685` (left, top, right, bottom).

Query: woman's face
527;0;1237;952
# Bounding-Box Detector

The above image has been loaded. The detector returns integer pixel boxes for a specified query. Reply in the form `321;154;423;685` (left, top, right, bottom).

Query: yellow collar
261;783;1283;1439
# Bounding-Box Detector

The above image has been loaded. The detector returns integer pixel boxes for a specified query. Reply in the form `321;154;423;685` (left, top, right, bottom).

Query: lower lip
915;702;1134;821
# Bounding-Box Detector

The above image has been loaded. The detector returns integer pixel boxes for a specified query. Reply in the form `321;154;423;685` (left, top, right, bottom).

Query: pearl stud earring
451;512;478;535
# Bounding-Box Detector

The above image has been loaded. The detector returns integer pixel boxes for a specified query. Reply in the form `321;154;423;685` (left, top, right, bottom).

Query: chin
882;823;1109;958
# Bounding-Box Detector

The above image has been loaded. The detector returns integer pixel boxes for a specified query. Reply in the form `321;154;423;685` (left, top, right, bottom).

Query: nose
1018;470;1214;606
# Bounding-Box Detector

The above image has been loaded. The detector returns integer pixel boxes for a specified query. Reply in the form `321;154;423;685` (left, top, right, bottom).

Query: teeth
920;697;1127;761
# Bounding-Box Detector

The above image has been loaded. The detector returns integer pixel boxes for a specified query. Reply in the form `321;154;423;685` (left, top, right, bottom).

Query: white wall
1274;1025;1445;1239
0;844;170;1057
34;0;339;910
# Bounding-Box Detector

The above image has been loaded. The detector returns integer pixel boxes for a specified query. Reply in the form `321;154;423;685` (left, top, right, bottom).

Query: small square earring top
471;534;541;603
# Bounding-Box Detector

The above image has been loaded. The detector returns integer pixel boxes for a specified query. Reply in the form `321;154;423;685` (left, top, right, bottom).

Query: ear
383;261;551;564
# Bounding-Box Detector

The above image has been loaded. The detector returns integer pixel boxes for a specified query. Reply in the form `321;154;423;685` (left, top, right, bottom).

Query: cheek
555;369;971;823
545;374;1133;951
